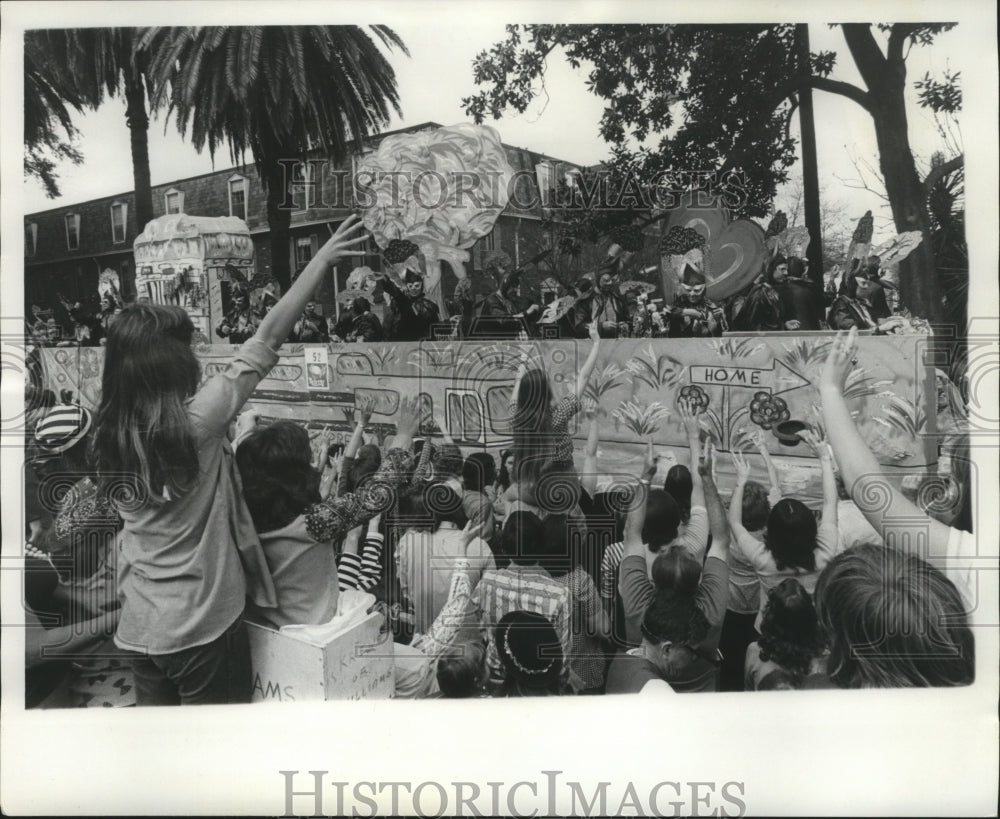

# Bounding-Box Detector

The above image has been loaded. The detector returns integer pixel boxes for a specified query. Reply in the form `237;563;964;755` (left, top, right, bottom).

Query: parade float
38;126;940;504
132;213;264;344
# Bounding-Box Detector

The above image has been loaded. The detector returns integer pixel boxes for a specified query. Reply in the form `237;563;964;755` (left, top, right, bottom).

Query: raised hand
731;450;751;483
677;396;700;438
314;214;369;267
800;428;832;462
355;393;377;427
395;395;422;441
819;327;858;393
311;425;334;470
234;409;259;442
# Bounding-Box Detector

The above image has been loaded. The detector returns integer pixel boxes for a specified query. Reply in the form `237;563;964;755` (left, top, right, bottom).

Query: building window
228;176;247;221
25;222;38;257
290;162;315;212
164;188;184;214
65;213;80;251
110;202;128;244
295;236;314;268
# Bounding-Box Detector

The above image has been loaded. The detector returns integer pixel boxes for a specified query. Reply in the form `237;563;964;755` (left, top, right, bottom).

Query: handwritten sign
246;612;394;702
688;360;810;395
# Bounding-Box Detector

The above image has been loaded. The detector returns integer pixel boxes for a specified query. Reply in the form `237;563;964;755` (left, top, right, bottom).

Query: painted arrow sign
688;359;811;396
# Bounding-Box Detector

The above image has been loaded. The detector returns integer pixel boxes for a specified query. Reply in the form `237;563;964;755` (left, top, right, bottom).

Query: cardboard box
246;611;395;702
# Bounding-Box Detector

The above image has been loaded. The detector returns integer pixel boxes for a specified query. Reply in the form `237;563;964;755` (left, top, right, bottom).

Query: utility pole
796;23;824;290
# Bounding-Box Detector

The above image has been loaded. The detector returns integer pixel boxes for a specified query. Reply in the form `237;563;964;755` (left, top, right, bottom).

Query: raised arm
391;395;421;453
819;329;952;552
728;451;753;543
801;429;839;536
574;332;601;400
753;428;781;497
678;397;705;510
618;444;658;629
700;442;730;563
345;395;375;461
253;215;367;350
581;406;600;497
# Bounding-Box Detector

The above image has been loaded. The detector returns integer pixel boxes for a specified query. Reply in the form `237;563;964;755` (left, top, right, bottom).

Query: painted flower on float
748;391;790;430
678;384;710;414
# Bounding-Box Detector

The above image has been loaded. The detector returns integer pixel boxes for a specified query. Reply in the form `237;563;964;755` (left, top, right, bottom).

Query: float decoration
661;193;766;302
358;123;516;316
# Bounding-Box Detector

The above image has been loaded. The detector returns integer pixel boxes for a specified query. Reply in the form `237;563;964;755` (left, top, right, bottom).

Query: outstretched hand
819;328;858;393
315;214;369;268
800;428;831;462
731;450;751;483
395;395;422;440
677;396;700;438
355;393;376;427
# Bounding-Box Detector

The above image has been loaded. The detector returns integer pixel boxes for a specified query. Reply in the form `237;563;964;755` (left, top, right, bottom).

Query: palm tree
24;30;88;198
25;28;157;297
139;26;408;291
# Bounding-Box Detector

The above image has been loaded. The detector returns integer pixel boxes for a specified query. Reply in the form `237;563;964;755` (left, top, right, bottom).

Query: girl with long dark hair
92;216;368;705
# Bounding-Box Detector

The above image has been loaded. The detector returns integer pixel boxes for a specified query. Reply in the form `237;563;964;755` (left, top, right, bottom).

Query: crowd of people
23;219;974;706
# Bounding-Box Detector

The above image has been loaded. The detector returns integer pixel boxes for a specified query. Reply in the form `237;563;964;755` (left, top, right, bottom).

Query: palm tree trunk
124;69;152;301
262;157;293;292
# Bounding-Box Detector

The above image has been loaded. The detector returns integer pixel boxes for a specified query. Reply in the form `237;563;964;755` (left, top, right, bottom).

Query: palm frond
584;362;629;404
613;400;671;439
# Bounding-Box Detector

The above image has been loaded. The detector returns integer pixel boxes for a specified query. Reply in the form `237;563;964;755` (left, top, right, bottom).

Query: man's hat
34;404;93;454
680;264;705;287
403;270;423;285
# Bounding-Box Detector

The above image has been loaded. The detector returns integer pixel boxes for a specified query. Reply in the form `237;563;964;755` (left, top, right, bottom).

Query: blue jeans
130;615;251;706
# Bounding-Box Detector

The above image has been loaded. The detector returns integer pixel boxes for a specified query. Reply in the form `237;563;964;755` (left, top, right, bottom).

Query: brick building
24;122;607;323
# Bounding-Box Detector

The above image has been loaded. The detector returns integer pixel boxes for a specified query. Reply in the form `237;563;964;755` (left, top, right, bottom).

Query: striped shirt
599;506;710;602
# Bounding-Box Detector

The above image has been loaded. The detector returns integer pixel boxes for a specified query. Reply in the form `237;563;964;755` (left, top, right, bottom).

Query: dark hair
426;483;468;529
641;590;710;647
663;465;692;523
538;514;573;577
786;257;807;278
494;611;565;697
346;444;382;493
431;442;464;480
758;578;826;679
532;457;580;516
61;434;94;473
511;369;555;487
236;421;321;534
501;511;545;566
764;498;818;571
397;480;435;533
404;270;423;285
436;640;486;698
742;480;772;531
38;389;57;409
462;452;497;493
815;544;974;688
650;546;702;597
93;304;200;503
642;489;681;551
351;296;371;315
766;254;788;282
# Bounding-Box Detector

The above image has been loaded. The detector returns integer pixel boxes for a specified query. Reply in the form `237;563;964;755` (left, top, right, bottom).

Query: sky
23;21;964;251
